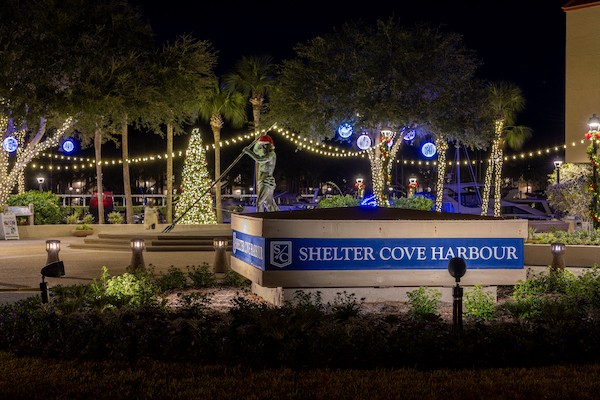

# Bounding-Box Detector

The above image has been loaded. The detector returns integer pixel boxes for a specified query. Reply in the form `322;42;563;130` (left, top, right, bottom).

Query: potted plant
68;212;95;237
107;211;123;224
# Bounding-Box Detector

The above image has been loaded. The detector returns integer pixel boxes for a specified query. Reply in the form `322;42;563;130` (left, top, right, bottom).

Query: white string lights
27;126;570;170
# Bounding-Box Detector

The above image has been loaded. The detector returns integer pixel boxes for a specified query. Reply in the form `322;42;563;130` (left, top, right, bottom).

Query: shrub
187;264;218;288
389;196;434;211
65;210;80;224
7;190;62;224
153;266;189;291
406;286;441;319
327;291;364;320
464;284;496;322
107;211;123;224
221;269;250;287
318;195;360;208
89;266;161;308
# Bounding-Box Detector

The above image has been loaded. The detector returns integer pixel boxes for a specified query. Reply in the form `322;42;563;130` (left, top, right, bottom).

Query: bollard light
448;257;467;332
129;238;146;272
213;237;229;273
550;242;566;272
45;240;61;264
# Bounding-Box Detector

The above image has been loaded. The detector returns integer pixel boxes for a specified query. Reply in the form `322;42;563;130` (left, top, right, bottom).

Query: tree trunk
94;127;105;224
166;122;173;224
434;136;449;212
213;126;222;224
122;115;133;224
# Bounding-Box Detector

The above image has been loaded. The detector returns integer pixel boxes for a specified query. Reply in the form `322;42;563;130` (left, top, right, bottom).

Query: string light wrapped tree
174;128;217;224
586;114;600;228
267;19;486;206
480;82;532;217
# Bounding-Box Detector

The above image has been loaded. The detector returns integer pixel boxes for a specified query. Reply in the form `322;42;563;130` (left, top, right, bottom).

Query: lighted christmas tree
175;128;217;224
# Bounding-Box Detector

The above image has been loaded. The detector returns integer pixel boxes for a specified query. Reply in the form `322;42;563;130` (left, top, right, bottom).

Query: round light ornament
2;137;18;153
62;139;75;153
337;123;353;139
421;142;437;158
356;134;372;150
403;130;416;141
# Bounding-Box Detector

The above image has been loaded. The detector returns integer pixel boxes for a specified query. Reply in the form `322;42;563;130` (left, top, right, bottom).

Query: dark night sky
83;1;568;192
133;0;567;146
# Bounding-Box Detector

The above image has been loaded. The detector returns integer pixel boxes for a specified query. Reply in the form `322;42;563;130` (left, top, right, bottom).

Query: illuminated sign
232;231;524;271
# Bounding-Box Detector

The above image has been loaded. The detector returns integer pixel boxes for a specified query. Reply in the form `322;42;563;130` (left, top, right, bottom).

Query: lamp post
408;177;418;198
588;114;600;228
36;176;45;191
553;160;563;184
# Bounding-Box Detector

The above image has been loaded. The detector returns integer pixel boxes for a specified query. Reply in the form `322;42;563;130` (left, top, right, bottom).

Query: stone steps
69;230;233;252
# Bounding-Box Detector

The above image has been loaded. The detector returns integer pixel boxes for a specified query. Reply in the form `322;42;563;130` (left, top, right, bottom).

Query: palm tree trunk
122;115;133;224
94;127;105;224
434;136;448;212
166;122;173;224
481;139;499;216
211;115;223;224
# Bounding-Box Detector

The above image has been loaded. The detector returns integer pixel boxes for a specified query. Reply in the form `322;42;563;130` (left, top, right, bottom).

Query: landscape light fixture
129;238;146;272
45;240;61;264
40;261;65;303
213;237;229;273
36;176;45;191
553;160;563;184
447;257;467;331
550;242;566;272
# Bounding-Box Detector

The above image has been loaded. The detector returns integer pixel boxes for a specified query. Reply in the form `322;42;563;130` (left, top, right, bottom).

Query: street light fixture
553;160;563;184
588;114;600;228
36;176;45;191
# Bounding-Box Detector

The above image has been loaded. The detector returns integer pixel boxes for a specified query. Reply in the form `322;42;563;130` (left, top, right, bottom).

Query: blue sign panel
232;231;266;270
232;231;524;271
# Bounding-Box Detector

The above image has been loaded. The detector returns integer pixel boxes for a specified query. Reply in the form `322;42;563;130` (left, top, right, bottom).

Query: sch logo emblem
270;241;292;268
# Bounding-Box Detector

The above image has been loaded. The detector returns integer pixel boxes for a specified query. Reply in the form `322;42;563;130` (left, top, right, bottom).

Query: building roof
563;0;600;11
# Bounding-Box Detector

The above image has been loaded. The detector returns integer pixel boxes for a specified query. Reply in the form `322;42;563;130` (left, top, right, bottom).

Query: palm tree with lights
197;79;246;223
480;82;532;217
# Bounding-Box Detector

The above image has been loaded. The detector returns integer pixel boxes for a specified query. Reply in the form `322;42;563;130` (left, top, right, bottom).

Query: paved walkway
0;236;221;304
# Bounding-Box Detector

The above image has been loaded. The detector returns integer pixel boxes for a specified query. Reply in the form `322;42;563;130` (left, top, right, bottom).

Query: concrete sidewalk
0;236;222;303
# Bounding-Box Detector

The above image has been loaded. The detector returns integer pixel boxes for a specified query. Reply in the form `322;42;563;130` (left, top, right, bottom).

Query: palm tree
481;82;532;217
225;55;275;192
224;55;274;132
197;79;246;223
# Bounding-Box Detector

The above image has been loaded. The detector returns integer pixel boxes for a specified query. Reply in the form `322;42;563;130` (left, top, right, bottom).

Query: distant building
564;0;600;163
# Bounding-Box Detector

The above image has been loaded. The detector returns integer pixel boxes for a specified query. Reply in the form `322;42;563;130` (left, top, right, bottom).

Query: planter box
524;243;600;268
71;230;94;237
